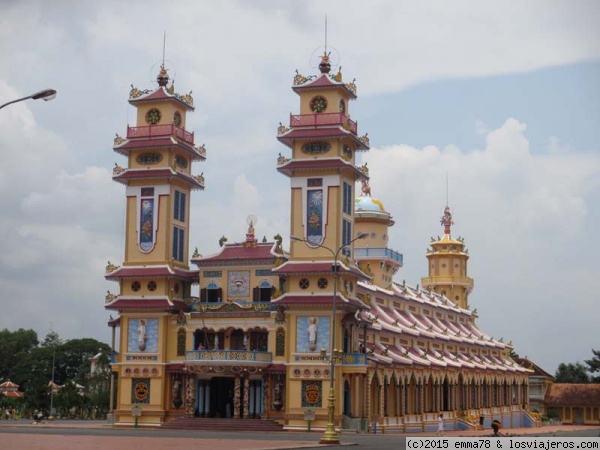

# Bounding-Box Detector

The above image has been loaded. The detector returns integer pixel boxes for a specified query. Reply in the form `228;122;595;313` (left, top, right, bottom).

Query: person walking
436;414;445;436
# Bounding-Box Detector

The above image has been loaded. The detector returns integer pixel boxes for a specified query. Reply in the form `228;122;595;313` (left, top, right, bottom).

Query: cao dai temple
105;53;534;433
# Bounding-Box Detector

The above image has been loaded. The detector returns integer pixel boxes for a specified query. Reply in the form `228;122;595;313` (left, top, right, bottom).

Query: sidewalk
400;424;598;437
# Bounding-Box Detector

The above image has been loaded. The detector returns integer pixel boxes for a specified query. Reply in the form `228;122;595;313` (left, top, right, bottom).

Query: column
234;375;241;418
243;376;250;418
262;375;269;417
185;373;196;417
379;380;385;418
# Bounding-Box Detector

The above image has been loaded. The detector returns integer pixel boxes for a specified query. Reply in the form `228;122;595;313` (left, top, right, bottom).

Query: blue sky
0;0;598;375
362;62;600;153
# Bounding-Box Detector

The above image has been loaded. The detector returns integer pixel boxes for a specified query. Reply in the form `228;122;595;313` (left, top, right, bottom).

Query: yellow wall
135;103;187;128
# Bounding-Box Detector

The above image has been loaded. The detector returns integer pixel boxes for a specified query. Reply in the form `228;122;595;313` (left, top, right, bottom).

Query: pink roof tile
193;242;279;265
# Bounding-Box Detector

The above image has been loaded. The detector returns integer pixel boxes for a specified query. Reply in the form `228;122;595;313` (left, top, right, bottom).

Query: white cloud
364;118;600;372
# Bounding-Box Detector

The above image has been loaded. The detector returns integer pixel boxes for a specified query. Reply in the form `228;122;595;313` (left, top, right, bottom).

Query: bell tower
276;54;370;260
421;206;474;309
272;53;371;432
105;64;206;423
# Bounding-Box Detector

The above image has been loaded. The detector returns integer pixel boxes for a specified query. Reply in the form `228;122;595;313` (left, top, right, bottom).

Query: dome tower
353;179;403;289
421;206;473;309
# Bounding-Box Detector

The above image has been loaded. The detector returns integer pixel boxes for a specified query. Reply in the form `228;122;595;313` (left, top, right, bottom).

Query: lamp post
0;89;57;110
291;231;369;444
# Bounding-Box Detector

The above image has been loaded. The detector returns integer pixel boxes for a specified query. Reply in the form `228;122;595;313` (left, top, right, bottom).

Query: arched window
253;280;274;302
201;282;222;303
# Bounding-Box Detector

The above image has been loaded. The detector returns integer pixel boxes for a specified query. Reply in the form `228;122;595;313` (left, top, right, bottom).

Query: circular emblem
310;96;327;113
145;108;161;125
173;111;182;127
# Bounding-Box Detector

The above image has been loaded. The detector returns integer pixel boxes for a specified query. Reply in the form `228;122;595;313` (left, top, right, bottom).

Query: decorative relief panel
131;378;150;404
301;380;322;408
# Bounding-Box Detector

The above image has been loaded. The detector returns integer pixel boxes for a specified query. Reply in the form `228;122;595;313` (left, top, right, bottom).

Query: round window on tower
173;111;182;127
299;278;310;289
317;278;328;289
131;281;141;292
147;281;157;291
145;108;161;125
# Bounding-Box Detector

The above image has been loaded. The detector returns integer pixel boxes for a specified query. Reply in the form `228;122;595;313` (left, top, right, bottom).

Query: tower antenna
162;31;166;67
324;15;328;54
446;171;449;206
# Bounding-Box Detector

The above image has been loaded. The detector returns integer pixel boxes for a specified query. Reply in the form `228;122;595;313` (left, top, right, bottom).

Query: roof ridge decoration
440;205;454;235
128;65;194;108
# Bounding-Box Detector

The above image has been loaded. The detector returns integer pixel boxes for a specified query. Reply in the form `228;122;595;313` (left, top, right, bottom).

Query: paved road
0;420;598;450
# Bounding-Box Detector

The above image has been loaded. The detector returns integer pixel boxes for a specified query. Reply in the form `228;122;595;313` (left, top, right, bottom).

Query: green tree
10;333;111;415
554;362;590;383
585;349;600;383
0;328;39;381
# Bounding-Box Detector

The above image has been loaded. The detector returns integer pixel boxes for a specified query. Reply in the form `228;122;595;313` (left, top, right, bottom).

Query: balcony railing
186;350;273;363
354;247;403;265
127;124;194;145
189;300;274;312
421;276;474;287
289;113;357;134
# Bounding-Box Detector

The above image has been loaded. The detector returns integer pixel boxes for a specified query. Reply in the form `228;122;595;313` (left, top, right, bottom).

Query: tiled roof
272;260;370;280
292;74;357;99
106;265;198;281
514;357;554;378
112;168;204;190
193;242;281;265
129;86;195;110
277;128;368;151
105;297;186;311
276;157;368;179
545;383;600;407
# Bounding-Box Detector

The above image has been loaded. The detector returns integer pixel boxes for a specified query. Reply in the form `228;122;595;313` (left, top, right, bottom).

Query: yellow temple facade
105;54;533;433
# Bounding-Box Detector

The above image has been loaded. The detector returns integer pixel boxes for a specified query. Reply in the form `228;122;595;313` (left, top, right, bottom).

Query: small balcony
185;350;273;364
127;124;194;145
354;247;403;265
289;112;357;134
340;352;368;365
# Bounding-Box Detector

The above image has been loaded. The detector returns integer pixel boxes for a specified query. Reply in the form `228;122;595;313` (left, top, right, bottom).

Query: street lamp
290;231;369;444
0;89;57;110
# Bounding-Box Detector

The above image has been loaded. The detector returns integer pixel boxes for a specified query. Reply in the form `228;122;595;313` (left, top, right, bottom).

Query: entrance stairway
161;416;285;432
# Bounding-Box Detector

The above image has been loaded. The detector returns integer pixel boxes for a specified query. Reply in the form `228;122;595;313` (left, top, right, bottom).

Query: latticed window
276;327;285;356
177;328;186;356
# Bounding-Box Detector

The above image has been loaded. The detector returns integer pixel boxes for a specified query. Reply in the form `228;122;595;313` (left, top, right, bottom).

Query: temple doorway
196;377;235;418
210;377;234;418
